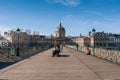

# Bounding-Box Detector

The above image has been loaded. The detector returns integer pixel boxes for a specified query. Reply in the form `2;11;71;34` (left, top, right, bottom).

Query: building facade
54;23;67;45
89;28;109;48
0;37;10;47
108;33;120;48
72;37;90;47
55;23;65;38
4;30;30;47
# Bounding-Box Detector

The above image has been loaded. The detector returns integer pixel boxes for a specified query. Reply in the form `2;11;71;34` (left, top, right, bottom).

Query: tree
25;29;31;35
33;30;39;35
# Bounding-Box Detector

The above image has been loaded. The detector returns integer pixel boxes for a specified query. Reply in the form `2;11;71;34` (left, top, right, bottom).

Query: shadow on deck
0;62;15;69
58;55;70;57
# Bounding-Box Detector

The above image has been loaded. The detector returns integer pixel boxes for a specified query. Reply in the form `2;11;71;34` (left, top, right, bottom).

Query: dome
55;22;66;38
56;23;65;32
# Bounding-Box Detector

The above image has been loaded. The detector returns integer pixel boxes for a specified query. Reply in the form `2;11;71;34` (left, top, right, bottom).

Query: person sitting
52;44;60;57
87;48;91;55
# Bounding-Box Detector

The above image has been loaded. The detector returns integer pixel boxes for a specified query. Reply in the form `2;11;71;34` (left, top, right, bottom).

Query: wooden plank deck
0;47;120;80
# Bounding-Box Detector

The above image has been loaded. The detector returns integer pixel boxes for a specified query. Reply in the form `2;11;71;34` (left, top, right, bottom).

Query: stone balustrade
66;45;120;64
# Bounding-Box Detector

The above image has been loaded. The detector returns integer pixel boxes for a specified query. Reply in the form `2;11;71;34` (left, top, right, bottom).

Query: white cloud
45;0;80;7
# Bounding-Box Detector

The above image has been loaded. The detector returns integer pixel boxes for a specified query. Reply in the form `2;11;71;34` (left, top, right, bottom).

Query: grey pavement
0;47;120;80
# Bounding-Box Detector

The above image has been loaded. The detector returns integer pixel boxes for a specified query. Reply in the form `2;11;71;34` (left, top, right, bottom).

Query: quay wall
66;45;120;64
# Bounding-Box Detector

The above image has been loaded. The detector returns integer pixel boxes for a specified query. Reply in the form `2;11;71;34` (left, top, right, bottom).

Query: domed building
55;23;65;38
54;23;68;45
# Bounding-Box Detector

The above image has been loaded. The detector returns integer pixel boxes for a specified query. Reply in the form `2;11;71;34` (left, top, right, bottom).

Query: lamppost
92;32;95;56
51;34;53;47
91;27;96;56
16;28;20;56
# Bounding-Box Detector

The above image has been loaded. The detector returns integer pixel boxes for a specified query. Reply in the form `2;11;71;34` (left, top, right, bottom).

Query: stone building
89;28;109;48
108;33;120;48
54;23;68;45
0;36;10;47
72;37;90;47
71;28;120;49
4;30;30;47
55;23;65;38
3;29;49;47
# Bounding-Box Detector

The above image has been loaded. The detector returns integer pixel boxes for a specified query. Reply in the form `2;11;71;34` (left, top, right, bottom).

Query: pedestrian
76;44;79;51
60;44;63;52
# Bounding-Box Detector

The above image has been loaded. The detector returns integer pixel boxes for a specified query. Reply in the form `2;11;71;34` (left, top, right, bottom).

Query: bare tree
33;30;39;35
25;29;31;35
0;31;1;36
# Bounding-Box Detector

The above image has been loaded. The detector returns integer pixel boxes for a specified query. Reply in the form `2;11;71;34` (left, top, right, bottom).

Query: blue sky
0;0;120;36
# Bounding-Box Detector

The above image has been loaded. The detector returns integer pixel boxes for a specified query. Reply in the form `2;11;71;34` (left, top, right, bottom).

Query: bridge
0;47;120;80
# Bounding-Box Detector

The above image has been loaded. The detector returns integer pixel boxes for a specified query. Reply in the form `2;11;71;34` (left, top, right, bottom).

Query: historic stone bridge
0;47;120;80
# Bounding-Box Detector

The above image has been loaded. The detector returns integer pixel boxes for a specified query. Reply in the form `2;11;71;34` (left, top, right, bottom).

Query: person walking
76;44;79;51
60;44;63;52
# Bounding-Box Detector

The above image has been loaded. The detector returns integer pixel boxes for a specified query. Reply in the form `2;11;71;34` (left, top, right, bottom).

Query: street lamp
91;31;96;56
51;34;53;47
16;28;20;56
